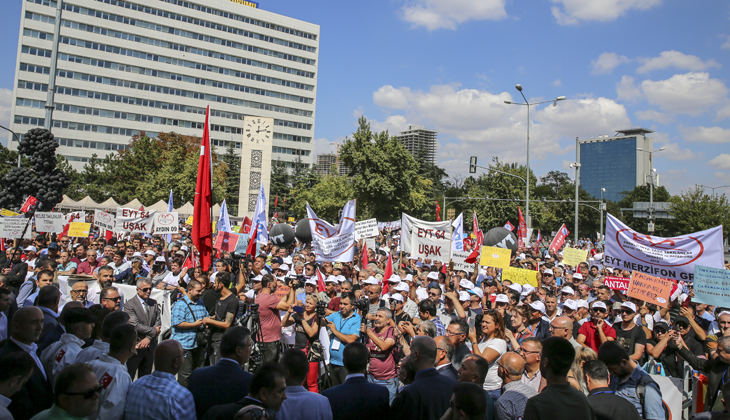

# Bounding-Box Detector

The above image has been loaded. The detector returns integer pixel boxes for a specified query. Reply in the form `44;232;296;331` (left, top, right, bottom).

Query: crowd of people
0;218;728;420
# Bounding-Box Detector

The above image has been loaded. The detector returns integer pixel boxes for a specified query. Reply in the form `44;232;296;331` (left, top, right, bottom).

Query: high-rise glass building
577;128;654;202
9;0;319;169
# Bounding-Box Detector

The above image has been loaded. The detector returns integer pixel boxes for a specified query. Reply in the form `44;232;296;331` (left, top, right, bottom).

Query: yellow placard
502;267;538;287
479;246;512;269
288;217;295;222
212;221;217;232
562;248;588;267
68;222;91;238
185;216;194;226
233;226;241;233
0;209;20;217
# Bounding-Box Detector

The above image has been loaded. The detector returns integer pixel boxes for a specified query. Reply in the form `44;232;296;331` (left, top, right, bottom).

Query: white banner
307;200;356;262
0;217;32;239
401;213;452;263
451;213;464;259
35;212;65;233
604;213;724;281
451;251;473;272
153;212;179;234
355;218;379;240
115;207;156;234
377;220;401;231
93;210;116;231
65;211;86;224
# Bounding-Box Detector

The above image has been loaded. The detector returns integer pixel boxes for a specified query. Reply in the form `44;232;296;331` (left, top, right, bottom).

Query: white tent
175;202;194;216
75;196;99;210
147;200;170;213
120;198;144;210
97;197;119;211
57;195;79;209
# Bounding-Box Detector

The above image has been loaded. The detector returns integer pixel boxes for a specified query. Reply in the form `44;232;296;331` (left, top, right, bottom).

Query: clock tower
238;116;275;218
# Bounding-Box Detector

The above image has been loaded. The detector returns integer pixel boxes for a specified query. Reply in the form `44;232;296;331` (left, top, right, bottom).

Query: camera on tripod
353;298;369;314
285;274;304;290
315;300;327;317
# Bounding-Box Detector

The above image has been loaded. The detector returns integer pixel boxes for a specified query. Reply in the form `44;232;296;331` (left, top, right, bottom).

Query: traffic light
469;156;477;173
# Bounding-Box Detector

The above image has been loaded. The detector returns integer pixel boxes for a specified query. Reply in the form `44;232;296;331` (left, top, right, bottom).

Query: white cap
362;276;379;285
522;284;535;294
394;282;410;292
390;294;404;303
404;274;414;282
472;288;484;299
252;275;263;282
388;274;401;283
529;301;546;314
508;283;523;294
563;299;578;311
181;245;189;251
427;272;439;280
592;301;607;311
458;291;470;301
24;246;37;253
621;301;637;313
543;268;554;275
305;278;317;286
577;299;589;309
495;294;510;303
244;290;256;299
561;286;575;295
278;264;290;271
144;250;156;256
325;275;338;284
133;252;143;257
459;279;475;290
572;273;583;280
336;275;346;283
283;256;293;265
155;256;166;263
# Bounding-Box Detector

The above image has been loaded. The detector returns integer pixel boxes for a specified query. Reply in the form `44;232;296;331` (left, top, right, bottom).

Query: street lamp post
504;85;566;230
637;147;665;232
698;185;730;197
569;162;581;242
600;188;606;249
0;125;21;167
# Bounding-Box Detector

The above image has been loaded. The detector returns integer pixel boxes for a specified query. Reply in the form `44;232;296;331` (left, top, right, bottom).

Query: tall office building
397;124;437;165
577;128;654;202
314;153;347;176
9;0;319;169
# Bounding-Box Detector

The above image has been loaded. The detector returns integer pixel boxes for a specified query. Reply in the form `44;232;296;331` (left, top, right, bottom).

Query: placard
562;248;588;267
65;211;86;224
115;207;156;234
365;238;376;251
401;213;452;263
480;246;512;269
0;217;32;239
93;210;116;231
214;231;239;252
0;209;20;217
627;271;672;307
35;212;65;233
274;284;291;300
234;233;251;254
185;216;194;226
692;265;730;308
501;267;538;287
288;217;295;222
355;218;379;240
451;251;473;272
603;275;630;293
68;222;91;238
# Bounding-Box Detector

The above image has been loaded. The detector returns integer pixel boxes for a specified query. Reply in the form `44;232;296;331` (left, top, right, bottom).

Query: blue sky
1;0;729;197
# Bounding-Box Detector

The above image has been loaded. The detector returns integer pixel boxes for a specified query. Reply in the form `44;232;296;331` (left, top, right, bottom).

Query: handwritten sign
628;272;672;307
480;246;512;269
692;265;730;307
214;231;239;252
35;212;65;233
451;251;473;272
65;211;86;224
0;209;20;217
501;267;538;287
234;233;251;254
116;207;156;234
365;238;376;251
68;222;91;238
355;218;379;240
153;212;179;234
562;248;588;267
274;285;291;300
287;217;295;222
603;275;630;293
0;217;31;239
93;210;116;231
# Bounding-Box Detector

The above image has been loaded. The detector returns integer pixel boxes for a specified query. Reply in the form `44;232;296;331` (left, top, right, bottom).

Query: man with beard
89;266;125;308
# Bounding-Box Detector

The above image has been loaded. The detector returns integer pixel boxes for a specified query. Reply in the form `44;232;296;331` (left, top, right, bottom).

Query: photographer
170;280;209;387
282;294;324;392
254;274;294;364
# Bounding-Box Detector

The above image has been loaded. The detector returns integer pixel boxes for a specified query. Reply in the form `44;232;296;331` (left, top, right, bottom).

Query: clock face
245;118;272;144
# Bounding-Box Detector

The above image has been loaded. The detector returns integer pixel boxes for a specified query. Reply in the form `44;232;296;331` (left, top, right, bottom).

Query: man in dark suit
188;327;254;419
36;285;61;343
322;342;390;420
0;248;28;295
391;336;457;420
435;336;459;381
124;278;161;379
0;306;53;419
203;362;287;420
37;301;85;354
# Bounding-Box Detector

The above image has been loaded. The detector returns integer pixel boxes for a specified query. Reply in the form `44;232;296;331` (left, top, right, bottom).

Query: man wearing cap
142;250;156;272
577;301;616;352
297;278;318;306
612;302;646;362
560;299;581;338
23;246;39;270
394;282;418;319
525;301;551;340
321;275;340;308
40;307;96;387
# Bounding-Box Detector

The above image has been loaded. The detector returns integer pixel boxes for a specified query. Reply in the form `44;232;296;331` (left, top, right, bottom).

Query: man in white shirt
107;251;130;276
40;307;96;387
88;324;137;420
88;267;124;307
76;311;131;364
158;260;189;291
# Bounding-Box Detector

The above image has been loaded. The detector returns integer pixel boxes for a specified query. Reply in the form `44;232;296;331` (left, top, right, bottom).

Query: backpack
636;374;671;420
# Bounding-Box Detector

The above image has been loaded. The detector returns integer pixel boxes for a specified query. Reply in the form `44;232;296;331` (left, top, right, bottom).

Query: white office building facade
9;0;319;168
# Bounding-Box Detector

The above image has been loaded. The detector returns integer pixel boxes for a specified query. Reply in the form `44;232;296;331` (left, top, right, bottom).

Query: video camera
353;298;369;315
285;274;305;290
315;300;327;317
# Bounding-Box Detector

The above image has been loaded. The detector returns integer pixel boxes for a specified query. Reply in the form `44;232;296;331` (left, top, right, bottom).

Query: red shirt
366;326;397;380
578;320;617;352
256;293;282;343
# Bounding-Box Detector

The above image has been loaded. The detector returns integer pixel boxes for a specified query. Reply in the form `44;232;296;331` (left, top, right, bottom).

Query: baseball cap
654;320;670;332
278;264;290;272
577;299;589;309
48;242;59;250
133;252;143;258
244;290;256;299
469;288;484;299
155;256;166;263
390;294;404;303
144;250;156;256
271;257;283;265
24;246;37;253
612;301;622;310
572;273;583;280
563;299;578;311
507;283;523;294
404;274;414;282
394;282;410;292
336;275;346;283
459;279;475;290
592;301;608;311
362;276;379;285
305;278;317;286
495;294;510;304
561;286;575;295
543;268;554;275
529;301;546;314
620;301;637;313
251;275;263;282
325;275;338;284
458;291;470;302
522;284;535;294
388;274;401;283
426;272;439;280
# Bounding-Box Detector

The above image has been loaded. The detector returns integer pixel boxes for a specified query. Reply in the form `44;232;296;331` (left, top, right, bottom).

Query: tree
269;160;289;214
289;175;354;223
56;155;83;201
669;186;730;238
220;144;240;214
616;185;675;236
536;170;571;198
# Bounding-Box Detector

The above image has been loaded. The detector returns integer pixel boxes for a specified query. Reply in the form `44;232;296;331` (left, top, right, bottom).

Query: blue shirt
277;385;333;420
326;311;361;366
170;296;208;350
124;371;195;420
610;364;663;420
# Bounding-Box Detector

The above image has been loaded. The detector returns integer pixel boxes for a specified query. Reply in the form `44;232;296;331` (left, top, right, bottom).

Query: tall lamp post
599;188;606;249
504;85;566;229
698;185;730;197
569;162;581;242
637;146;665;232
0;125;21;167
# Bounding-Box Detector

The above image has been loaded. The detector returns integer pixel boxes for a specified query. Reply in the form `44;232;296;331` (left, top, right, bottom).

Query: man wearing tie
124;278;161;379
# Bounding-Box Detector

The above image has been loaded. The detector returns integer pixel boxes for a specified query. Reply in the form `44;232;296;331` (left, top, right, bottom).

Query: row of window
20;45;51;58
14;116;45;126
18;80;48;91
279;160;310;169
26;0;56;7
272;133;311;143
65;156;91;163
16;98;45;109
19;63;50;75
211;139;241;149
25;11;55;24
94;0;316;53
53;120;149;137
64;4;315;66
57;137;129;151
272;146;310;156
22;28;53;41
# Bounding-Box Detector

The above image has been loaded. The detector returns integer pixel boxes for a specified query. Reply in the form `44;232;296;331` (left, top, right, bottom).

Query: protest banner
234;233;252;255
605;213;724;281
504;221;515;231
692;265;730;308
308;200;356;262
562;248;588;267
0;209;20;217
153;212;179;234
451;251;473;272
214;231;239;252
501;267;538;287
115;207;156;234
0;217;32;239
365;237;376;251
627;271;672;307
35;212;65;233
93;210;116;231
603;275;630;293
68;222;91;238
287;217;295;222
480;246;511;269
355;218;379;240
274;285;291;300
401;213;452;263
377;220;401;231
65;211;86;224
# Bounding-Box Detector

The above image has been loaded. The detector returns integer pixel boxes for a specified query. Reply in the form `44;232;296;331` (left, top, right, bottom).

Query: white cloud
400;0;507;31
616;76;642;101
708;154;730;170
536;96;633;139
591;52;630;75
370;115;409;134
641;72;729;115
722;35;730;50
679;126;730;143
551;0;662;25
635;109;672;124
717;104;730;120
636;50;720;74
552;79;562;87
655;142;701;161
313;137;344;157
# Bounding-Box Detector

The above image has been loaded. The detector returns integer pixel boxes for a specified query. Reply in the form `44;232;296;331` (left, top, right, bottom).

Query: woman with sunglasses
468;309;508;401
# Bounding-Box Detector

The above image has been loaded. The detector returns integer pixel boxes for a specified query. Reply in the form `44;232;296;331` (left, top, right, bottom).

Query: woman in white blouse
468;309;508;401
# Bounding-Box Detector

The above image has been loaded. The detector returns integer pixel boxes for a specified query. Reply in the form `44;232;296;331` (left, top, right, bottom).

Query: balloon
295;218;312;243
269;223;295;248
482;227;519;257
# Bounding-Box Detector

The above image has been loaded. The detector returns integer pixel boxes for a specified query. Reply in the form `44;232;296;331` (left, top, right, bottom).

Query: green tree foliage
220;143;240;214
269;159;289;212
669;186;730;238
289;175;354;222
615;184;675;236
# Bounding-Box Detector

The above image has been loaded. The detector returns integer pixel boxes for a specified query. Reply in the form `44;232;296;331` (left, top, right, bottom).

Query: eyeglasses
70;289;88;294
139;287;152;293
428;292;440;297
104;296;122;302
620;309;634;315
549;325;567;330
445;330;464;337
63;384;102;399
519;349;540;355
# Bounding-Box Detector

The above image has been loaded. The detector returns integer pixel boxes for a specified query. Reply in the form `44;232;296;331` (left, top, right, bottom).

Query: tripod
241;304;264;372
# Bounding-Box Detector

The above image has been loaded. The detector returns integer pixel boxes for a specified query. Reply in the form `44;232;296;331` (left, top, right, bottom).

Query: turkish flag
245;224;258;257
361;239;368;269
192;105;213;271
382;253;393;297
242;217;253;235
316;268;326;293
20;196;38;213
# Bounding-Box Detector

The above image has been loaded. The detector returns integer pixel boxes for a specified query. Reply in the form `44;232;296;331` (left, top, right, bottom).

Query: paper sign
0;209;20;217
451;251;473;272
93;210;116;231
0;217;32;239
68;222;91;238
153;212;179;234
603;275;630;293
562;248;588;267
184;216;193;226
274;285;291;300
501;267;538;287
214;231;239;252
65;211;86;224
692;265;730;308
365;238;376;251
288;217;295;222
355;218;379;240
115;207;156;234
628;271;672;307
401;214;452;263
234;233;251;254
35;212;66;233
233;226;241;233
480;246;512;269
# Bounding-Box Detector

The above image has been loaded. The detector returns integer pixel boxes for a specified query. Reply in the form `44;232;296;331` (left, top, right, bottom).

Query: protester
495;352;536;420
550;316;581;350
255;274;293;364
124;278;161;380
457;354;495;420
0;352;36;420
277;349;332;420
76;311;130;363
446;319;472;370
205;272;239;365
583;359;641;420
325;292;362;386
281;293;323;392
40;307;96;387
675;334;730;411
577;301;616;352
361;307;398;403
469;310;508;400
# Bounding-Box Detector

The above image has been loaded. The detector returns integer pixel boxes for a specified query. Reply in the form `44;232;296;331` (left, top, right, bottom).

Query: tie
144;300;151;323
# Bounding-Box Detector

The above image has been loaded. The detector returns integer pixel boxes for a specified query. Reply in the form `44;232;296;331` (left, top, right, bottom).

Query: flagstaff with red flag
192;105;213;272
435;200;441;221
316;268;326;293
381;253;393;297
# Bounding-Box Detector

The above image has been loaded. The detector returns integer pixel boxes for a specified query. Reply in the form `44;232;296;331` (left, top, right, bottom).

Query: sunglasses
63;384;102;399
592;308;607;313
620;309;634;315
139;287;152;293
676;323;689;329
104;296;122;302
